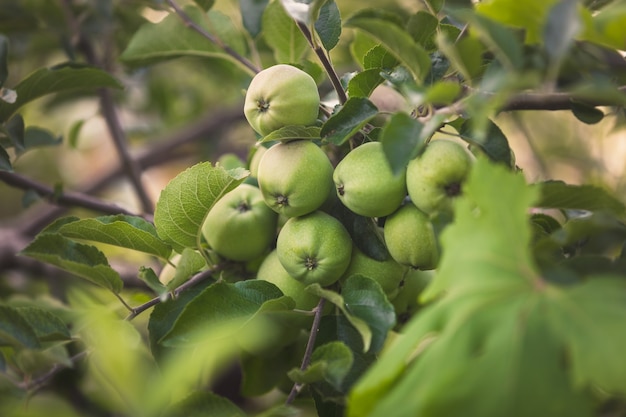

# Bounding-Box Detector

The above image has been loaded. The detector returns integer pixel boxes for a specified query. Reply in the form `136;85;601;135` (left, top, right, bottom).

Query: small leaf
288;341;353;390
347;69;384;98
164;391;246;417
16;307;71;342
138;266;166;295
20;234;123;293
320;97;378;145
54;215;172;259
315;1;341;51
345;10;431;83
165;248;207;290
68;119;85;148
24;126;62;149
263;1;309;63
153;163;248;252
363;45;398;70
0;144;12;171
0;305;40;349
0;63;122;123
259;125;321;143
458;118;513;167
544;0;582;64
5;113;25;153
570;100;604;124
240;0;269;37
534;181;626;215
192;0;214;11
437;32;485;84
407;11;439;51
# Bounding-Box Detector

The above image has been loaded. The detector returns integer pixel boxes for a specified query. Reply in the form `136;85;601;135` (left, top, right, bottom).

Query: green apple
406;139;474;215
202;184;278;262
276;211;352;287
340;246;409;299
392;269;433;321
333;141;407;218
383;202;439;270
257;139;334;218
244;64;320;136
248;144;267;179
257;250;320;311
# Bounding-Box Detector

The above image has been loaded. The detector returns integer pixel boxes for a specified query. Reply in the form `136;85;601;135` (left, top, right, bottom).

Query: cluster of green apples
188;65;474;316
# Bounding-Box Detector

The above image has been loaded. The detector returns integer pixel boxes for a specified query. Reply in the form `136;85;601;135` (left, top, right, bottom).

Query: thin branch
125;264;224;321
296;21;348;105
286;297;327;404
0;170;139;217
166;0;259;75
18;350;89;393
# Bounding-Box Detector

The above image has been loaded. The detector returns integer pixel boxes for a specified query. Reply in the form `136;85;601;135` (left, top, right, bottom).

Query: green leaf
15;307;71;342
362;45;398;70
0;35;8;87
570;100;604;124
240;0;269;37
24;126;62;149
320;97;378;145
5;114;24;152
262;1;309;63
380;112;445;175
436;32;485;84
68;119;85;148
0;305;40;349
192;0;214;11
544;0;583;64
534;181;626;215
164;391;246;417
120;6;249;72
315;1;341;51
138;266;166;295
20;234;123;294
54;215;172;259
347;69;384;98
345;10;431;82
458;118;513;167
288;341;353;390
153;163;248;252
0;63;122;123
407;11;439;51
0;145;11;171
259;125;321;143
165;248;207;290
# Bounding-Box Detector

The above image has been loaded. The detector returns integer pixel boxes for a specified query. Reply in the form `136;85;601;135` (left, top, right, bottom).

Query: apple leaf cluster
1;0;626;417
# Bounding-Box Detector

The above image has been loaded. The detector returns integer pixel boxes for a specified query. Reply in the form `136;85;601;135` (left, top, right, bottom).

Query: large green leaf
0;63;122;123
20;234;123;294
153;163;248;252
120;6;249;73
262;1;309;63
344;10;431;83
534;181;626;216
16;307;71;342
0;305;40;349
53;215;172;259
314;1;341;51
348;158;626;417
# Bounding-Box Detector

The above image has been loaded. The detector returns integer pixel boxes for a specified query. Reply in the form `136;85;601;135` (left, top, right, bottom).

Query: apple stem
286;297;327;404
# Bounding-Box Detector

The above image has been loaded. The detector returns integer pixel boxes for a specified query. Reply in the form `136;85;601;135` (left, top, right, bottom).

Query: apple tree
1;0;626;416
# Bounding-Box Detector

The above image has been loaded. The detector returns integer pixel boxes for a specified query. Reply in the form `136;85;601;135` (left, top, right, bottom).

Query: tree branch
166;0;259;75
0;170;139;217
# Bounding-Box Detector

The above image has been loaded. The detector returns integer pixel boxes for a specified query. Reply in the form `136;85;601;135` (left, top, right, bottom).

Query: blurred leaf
570;101;604;124
583;2;626;50
0;144;11;171
121;6;249;72
288;341;353;390
16;307;71;342
259;125;321;143
5;114;25;152
424;0;444;13
263;1;308;63
320;97;378;145
241;0;269;37
534;181;626;215
407;11;439;51
20;234;123;294
315;1;341;51
54;215;172;259
544;0;582;65
458;118;513;167
331;205;389;262
363;45;398;70
381;112;445;175
153;163;248;252
193;0;214;11
0;63;122;123
164;391;246;417
0;305;40;349
24;127;62;149
165;248;207;290
437;32;485;84
68;119;85;148
241;340;304;396
347;69;384;98
345;10;431;82
0;34;8;87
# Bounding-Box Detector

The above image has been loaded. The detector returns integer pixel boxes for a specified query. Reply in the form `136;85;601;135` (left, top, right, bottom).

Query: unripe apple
257;139;334;218
383;202;438;270
276;211;352;287
340;246;408;300
406;139;474;215
392;269;433;320
257;250;320;311
202;184;278;262
244;64;320;136
333;141;407;218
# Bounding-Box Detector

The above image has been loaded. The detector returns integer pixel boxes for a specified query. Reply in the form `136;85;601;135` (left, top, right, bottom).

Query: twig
125;264;224;321
18;350;89;393
0;170;139;217
166;0;259;75
286;297;327;404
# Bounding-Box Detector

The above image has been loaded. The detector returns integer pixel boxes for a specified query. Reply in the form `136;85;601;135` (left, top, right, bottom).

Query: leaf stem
286;297;327;404
166;0;259;76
